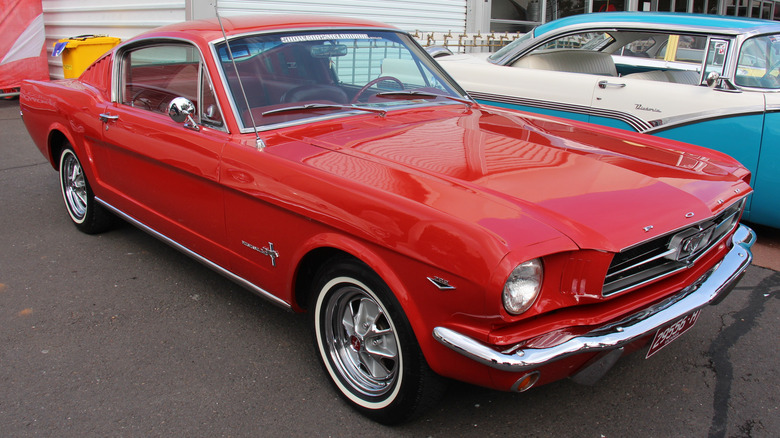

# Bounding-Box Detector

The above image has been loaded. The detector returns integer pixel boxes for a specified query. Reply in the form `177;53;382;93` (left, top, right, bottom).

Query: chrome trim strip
603;263;690;297
604;247;677;280
468;91;653;132
644;105;765;133
469;90;766;134
433;224;755;372
95;198;292;310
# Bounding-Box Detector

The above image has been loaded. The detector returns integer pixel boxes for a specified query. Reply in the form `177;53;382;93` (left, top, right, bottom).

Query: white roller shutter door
217;0;467;34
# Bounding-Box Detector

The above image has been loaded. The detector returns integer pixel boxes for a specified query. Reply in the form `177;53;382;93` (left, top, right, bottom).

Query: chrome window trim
495;23;745;66
494;21;780;69
96;197;292;310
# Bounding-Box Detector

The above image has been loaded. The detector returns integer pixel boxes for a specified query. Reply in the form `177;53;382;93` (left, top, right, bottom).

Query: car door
591;74;764;168
448;34;609;124
753;91;780;225
95;41;231;264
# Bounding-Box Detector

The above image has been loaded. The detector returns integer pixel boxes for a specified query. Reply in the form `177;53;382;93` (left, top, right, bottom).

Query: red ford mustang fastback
20;14;755;424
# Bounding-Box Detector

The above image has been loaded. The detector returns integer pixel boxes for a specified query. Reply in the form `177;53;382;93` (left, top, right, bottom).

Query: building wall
214;0;467;33
42;0;470;79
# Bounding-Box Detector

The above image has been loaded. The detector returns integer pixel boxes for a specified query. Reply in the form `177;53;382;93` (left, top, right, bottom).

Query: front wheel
59;146;113;234
310;259;445;424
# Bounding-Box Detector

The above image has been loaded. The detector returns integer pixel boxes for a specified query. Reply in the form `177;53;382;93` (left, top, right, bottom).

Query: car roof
126;14;398;46
534;12;780;38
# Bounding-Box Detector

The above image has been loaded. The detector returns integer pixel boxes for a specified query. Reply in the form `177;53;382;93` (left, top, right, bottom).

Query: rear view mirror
311;44;348;58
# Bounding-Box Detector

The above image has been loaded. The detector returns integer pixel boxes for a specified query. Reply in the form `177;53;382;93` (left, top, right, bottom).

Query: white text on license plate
646;310;701;359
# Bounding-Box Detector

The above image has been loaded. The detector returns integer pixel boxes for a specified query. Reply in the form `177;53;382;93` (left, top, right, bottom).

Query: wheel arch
47;127;77;170
291;235;426;341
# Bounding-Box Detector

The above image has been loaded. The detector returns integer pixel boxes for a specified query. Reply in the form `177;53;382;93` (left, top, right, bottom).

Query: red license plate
646;310;701;358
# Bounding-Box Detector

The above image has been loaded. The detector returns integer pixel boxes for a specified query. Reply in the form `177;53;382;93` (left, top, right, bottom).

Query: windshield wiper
261;103;386;117
373;90;474;107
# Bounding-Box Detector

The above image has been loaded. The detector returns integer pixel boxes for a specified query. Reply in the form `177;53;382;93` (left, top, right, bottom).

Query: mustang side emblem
635;104;661;113
643;225;654;232
427;276;456;290
242;240;280;267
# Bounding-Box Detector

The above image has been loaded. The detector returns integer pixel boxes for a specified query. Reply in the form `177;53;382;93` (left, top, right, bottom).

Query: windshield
214;29;466;130
489;31;533;62
735;34;780;89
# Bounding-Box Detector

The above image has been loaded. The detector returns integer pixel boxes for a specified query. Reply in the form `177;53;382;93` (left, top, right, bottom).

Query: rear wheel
59;146;112;234
310;259;445;424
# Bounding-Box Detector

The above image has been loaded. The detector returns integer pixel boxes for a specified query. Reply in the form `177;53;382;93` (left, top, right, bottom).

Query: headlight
503;259;543;315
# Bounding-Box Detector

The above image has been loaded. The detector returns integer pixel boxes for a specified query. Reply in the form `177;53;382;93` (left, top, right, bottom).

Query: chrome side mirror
705;72;740;92
705;71;720;88
168;97;200;131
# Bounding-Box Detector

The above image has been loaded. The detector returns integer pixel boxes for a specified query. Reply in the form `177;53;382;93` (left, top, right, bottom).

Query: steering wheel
130;88;154;111
130;85;178;113
760;60;780;88
351;76;404;103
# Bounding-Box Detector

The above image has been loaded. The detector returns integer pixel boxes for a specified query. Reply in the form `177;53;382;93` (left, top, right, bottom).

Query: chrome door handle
598;80;626;89
99;113;119;122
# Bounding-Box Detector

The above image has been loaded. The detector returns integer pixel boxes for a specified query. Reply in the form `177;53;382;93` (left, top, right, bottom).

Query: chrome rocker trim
433;224;755;372
96;197;292;310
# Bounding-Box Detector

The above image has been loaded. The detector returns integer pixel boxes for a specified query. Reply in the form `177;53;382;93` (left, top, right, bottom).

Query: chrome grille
602;199;744;297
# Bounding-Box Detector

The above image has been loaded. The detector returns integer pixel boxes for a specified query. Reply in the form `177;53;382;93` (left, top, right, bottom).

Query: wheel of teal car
310;258;445;424
59;146;113;234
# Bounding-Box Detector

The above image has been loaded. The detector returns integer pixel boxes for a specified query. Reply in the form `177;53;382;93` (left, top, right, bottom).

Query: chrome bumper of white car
433;224;756;372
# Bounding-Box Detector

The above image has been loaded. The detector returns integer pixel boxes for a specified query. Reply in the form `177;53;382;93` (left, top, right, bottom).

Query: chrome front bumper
433;224;756;372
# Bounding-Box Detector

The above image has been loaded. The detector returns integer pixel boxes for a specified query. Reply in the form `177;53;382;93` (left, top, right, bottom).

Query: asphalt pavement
1;98;778;437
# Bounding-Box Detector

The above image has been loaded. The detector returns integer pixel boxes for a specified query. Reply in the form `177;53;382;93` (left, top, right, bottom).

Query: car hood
280;106;750;252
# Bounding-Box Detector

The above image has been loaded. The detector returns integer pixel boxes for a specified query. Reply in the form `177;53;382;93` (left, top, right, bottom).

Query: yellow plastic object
55;35;121;78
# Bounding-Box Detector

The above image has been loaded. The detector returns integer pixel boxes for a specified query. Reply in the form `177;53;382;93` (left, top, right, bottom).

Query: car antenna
213;2;265;149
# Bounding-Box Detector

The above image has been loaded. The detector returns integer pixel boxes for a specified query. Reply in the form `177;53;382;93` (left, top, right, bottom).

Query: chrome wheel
57;146;113;234
311;260;445;424
60;149;87;222
322;281;400;398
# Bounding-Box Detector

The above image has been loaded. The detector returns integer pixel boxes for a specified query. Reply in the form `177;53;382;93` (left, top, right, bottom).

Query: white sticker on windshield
280;33;370;43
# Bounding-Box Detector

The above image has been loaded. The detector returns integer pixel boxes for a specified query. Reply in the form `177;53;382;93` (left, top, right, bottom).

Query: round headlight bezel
502;258;543;315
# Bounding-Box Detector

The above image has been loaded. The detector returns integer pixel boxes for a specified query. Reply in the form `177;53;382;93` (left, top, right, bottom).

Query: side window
736;35;780;89
201;74;224;127
535;32;614;52
120;43;223;127
664;35;707;63
619;36;657;58
651;35;706;63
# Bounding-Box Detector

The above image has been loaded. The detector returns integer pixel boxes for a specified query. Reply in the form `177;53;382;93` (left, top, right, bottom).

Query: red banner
0;0;49;91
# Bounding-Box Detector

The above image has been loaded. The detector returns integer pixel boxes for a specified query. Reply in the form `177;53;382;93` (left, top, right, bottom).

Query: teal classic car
436;12;780;228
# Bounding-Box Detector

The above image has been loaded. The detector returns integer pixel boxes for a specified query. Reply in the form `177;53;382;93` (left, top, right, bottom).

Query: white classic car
435;12;780;228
